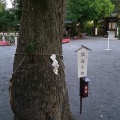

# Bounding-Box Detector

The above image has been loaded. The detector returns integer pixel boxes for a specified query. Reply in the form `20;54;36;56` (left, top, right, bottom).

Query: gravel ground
0;46;15;120
1;36;120;120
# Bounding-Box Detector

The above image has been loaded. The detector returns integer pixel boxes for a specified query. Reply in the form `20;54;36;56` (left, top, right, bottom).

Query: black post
80;96;82;115
80;78;83;115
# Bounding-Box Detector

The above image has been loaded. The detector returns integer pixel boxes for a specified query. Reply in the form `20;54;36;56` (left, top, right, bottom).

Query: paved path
1;36;120;120
0;46;15;120
63;36;120;120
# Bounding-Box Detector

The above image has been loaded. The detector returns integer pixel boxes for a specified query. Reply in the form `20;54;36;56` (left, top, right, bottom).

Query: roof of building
75;45;92;52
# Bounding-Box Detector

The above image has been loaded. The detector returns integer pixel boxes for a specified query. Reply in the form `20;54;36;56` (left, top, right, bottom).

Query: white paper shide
50;54;59;75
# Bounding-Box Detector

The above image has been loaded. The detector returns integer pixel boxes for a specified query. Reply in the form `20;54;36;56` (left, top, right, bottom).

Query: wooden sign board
78;48;88;78
75;45;91;78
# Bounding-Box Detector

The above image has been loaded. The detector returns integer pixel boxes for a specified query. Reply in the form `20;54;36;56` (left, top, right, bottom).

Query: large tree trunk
9;0;74;120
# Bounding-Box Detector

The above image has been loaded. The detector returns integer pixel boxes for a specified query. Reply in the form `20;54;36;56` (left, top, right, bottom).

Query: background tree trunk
10;0;74;120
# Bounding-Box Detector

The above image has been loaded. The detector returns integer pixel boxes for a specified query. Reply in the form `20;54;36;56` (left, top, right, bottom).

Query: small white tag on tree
50;54;59;75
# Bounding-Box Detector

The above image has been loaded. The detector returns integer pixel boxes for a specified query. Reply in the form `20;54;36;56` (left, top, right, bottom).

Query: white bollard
13;33;15;36
104;31;111;51
1;32;3;36
4;33;7;36
117;28;118;36
95;28;98;35
14;36;18;45
2;36;5;42
16;33;19;36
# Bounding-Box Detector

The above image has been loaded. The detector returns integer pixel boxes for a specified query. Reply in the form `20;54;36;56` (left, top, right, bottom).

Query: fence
0;32;19;45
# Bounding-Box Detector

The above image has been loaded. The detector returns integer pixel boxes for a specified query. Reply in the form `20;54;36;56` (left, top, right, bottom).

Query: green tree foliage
110;0;120;11
0;0;6;12
0;8;19;31
67;0;114;22
66;0;114;36
12;0;22;20
0;0;20;31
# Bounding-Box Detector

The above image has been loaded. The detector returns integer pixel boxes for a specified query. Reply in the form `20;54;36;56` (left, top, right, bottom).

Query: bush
84;21;94;36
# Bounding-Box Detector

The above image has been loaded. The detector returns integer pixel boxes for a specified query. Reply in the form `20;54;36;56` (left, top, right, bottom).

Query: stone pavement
63;36;120;120
0;46;15;120
1;36;120;120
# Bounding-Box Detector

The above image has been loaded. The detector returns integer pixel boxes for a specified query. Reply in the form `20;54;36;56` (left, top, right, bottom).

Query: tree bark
9;0;74;120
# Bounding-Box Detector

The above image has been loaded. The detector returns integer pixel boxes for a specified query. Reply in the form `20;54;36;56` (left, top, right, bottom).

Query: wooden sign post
75;45;91;115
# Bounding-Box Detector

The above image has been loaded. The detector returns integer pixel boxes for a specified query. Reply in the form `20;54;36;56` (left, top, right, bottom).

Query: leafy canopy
66;0;114;22
110;0;120;11
12;0;22;20
0;8;19;31
0;0;6;12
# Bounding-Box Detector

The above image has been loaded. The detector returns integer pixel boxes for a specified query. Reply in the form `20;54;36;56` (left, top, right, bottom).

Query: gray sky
6;0;12;8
